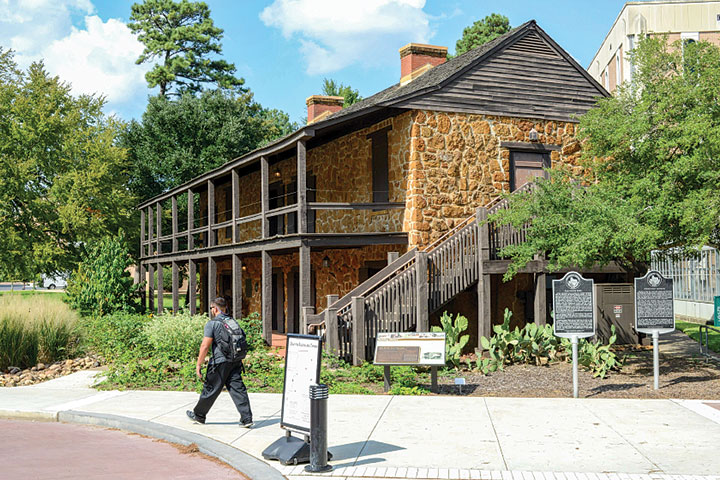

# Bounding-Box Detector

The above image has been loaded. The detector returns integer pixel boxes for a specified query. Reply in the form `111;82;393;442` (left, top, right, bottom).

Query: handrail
699;324;720;357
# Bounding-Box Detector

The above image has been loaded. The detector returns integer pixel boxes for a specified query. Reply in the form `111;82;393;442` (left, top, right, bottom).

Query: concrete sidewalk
1;371;719;480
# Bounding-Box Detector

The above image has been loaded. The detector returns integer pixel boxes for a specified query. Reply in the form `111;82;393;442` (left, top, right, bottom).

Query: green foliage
453;14;511;57
66;234;140;317
123;90;297;201
82;313;151;360
128;0;242;96
239;312;264;351
491;37;720;279
432;312;469;369
0;48;135;280
477;308;561;373
676;320;720;354
0;316;38;370
321;79;363;107
142;311;207;362
560;326;622;378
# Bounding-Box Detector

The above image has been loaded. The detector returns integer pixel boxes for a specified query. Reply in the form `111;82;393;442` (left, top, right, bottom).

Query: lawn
676;320;720;354
0;291;68;302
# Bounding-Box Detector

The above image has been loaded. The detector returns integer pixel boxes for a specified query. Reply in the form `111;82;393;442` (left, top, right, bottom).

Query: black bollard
304;383;332;473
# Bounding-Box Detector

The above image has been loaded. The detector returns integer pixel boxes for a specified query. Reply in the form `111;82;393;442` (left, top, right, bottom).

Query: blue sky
1;0;626;125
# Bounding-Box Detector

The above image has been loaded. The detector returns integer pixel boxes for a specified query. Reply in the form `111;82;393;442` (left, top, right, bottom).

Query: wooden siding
394;30;604;122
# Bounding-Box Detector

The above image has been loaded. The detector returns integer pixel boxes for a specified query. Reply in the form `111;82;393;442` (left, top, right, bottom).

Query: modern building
589;0;720;92
137;21;615;362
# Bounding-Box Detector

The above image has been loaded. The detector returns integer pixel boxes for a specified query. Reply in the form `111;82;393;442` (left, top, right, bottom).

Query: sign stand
552;271;596;399
374;332;446;393
262;334;332;466
635;270;674;390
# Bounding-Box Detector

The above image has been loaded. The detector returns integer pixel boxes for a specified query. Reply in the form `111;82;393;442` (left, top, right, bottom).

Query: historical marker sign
552;271;595;338
634;270;674;334
281;334;322;434
373;332;446;366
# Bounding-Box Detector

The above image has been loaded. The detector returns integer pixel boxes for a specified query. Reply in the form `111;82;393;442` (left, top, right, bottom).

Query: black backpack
215;315;248;363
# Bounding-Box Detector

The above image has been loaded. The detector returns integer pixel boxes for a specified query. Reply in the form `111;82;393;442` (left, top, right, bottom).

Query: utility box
594;283;646;345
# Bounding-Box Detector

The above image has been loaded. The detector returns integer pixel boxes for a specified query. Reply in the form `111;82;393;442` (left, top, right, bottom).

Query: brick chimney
306;95;344;124
399;43;447;85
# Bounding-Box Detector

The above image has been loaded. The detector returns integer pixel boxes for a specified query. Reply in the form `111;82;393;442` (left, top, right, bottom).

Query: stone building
589;0;720;93
138;20;617;357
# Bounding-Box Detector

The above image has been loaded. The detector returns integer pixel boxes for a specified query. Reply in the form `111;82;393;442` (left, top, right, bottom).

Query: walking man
187;297;253;427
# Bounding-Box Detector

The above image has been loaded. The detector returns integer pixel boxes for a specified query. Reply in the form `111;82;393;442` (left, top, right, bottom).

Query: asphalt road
0;419;249;479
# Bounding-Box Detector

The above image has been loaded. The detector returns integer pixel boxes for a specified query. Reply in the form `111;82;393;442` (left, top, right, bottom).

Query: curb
1;409;285;480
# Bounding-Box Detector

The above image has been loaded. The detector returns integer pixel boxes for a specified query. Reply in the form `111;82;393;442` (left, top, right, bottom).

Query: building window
368;127;390;203
509;150;551;191
616;52;621;87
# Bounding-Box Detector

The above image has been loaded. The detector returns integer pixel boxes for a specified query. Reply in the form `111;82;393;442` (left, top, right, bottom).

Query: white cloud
0;0;149;115
260;0;433;75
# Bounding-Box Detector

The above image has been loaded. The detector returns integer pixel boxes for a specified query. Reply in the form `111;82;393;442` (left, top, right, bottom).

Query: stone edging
0;409;285;480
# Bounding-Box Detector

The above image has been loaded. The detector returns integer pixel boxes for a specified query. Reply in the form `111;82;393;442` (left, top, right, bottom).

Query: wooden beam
147;206;153;256
156;202;162;255
148;263;155;312
351;296;366;365
261;156;269;238
261;251;272;344
299;244;311;327
415;250;429;331
232;254;242;320
207;180;215;248
188;259;197;315
325;294;339;354
534;272;547;326
208;256;217;316
172;261;179;314
140;209;146;258
387;251;399;264
139;263;146;312
171;196;178;253
232;168;240;243
187;189;194;250
297;139;307;234
476;207;491;352
156;263;164;315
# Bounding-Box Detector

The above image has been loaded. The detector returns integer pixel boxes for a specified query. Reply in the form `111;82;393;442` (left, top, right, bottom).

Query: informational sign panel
373;332;446;366
552;271;595;338
635;270;675;334
281;334;322;434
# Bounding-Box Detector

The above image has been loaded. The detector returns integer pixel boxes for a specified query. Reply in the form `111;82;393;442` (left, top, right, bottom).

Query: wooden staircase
306;183;534;364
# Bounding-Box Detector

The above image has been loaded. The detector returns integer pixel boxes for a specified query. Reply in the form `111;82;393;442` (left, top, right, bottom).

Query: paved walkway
1;371;720;480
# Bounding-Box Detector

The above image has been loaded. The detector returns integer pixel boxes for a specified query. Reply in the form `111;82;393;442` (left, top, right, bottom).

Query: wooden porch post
207;180;215;248
172;261;179;314
387;251;399;264
139;263;146;312
187;189;194;250
351;296;366;365
232;254;242;320
261;156;269;238
188;259;197;315
299;243;311;334
147;206;153;255
415;250;429;331
476;207;491;352
156;202;162;255
534;272;547;326
140;209;145;258
325;294;339;354
261;251;272;345
208;256;217;316
232;169;239;243
156;262;164;315
297;140;307;234
171;196;178;252
147;263;155;312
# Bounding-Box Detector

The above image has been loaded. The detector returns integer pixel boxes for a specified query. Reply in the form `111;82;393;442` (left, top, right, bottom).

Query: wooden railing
307;183;537;365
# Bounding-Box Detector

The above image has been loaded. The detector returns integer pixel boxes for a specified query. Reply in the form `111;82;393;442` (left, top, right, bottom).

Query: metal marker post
652;330;659;390
571;335;579;399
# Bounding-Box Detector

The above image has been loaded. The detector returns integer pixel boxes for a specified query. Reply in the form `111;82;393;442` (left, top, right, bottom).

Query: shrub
83;313;150;360
66;233;140;317
238;312;263;351
0;315;39;370
142;311;207;362
432;312;470;369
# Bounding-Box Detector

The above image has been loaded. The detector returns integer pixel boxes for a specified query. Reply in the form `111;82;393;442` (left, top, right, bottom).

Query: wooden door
510;151;550;191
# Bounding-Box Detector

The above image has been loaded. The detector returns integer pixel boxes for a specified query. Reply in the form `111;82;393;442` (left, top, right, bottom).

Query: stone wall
404;110;584;248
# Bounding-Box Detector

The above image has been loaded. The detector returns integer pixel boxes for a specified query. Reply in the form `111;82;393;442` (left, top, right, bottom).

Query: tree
66;233;140;316
454;14;511;57
321;79;362;107
491;36;720;280
128;0;243;96
123;89;297;201
0;48;135;280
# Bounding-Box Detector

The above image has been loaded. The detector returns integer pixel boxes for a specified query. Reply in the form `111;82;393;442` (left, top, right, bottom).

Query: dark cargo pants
193;361;252;423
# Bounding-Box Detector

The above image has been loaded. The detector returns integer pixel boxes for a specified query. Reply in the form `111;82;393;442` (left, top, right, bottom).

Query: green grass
676;320;720;354
0;291;67;302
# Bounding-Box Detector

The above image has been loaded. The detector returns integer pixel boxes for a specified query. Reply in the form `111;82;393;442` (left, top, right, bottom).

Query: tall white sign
281;334;322;434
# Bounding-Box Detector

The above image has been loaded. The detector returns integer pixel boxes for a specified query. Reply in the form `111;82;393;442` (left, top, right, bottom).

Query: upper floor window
616;52;622;87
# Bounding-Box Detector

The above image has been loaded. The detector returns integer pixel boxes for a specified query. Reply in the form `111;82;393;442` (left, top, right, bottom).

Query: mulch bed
432;348;720;399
